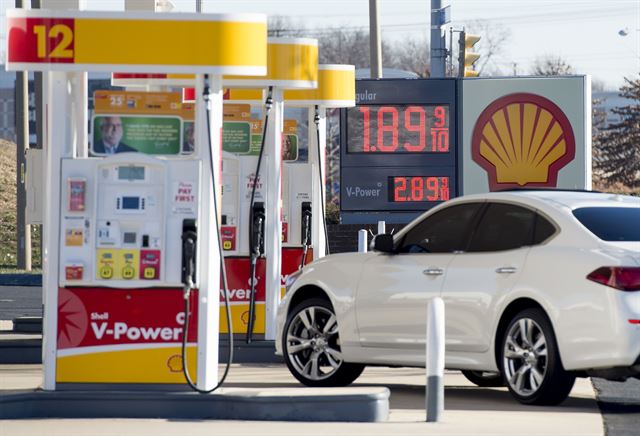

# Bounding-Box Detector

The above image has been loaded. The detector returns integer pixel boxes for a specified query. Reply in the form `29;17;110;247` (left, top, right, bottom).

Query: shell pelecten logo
58;288;89;349
471;93;576;191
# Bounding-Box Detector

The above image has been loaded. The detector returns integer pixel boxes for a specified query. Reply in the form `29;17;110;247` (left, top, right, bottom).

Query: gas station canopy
285;64;356;107
6;9;267;75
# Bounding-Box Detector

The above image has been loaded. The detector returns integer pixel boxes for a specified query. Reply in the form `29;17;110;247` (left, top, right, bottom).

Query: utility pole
15;0;31;271
369;0;382;79
430;0;446;77
33;0;43;268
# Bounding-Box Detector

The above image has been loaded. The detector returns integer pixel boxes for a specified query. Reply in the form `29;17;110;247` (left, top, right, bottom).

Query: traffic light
459;31;481;77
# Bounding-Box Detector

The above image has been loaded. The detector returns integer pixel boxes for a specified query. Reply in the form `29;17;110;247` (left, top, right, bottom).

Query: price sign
348;105;449;154
390;176;450;202
340;79;458;223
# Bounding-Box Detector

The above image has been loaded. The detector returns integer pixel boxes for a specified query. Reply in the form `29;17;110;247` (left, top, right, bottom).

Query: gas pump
285;65;357;260
111;39;324;344
223;38;319;342
6;8;267;391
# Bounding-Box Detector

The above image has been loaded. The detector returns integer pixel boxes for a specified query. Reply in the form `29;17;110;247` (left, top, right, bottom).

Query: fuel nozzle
301;202;312;246
250;202;265;259
181;219;198;297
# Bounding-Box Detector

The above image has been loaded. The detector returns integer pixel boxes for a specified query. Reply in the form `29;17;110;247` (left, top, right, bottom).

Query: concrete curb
0;274;42;287
1;387;390;422
0;336;282;364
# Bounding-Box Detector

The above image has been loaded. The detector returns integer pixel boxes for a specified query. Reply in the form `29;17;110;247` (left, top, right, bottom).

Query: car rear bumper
584;355;640;381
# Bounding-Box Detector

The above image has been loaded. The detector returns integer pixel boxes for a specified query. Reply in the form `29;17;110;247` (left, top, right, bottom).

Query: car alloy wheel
500;308;575;405
286;304;343;381
503;317;548;396
283;297;364;387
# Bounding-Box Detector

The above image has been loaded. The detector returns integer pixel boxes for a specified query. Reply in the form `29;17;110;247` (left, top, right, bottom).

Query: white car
275;190;640;405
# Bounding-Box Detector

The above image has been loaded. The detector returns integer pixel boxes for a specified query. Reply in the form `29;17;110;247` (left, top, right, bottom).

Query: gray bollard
358;229;368;253
377;220;386;235
426;297;445;422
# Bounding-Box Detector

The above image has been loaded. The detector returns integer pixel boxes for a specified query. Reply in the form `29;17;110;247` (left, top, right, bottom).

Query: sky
1;0;638;89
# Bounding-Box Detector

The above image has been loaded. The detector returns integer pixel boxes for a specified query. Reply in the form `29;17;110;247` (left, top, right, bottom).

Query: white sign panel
461;76;591;194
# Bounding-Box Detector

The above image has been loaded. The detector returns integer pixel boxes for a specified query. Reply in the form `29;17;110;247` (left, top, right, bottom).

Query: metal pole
368;0;382;79
358;229;368;253
430;0;445;77
458;30;465;78
32;0;43;267
448;27;453;77
15;0;31;271
426;297;445;422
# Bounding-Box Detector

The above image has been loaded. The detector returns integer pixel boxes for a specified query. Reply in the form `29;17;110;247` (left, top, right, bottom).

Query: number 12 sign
8;17;75;64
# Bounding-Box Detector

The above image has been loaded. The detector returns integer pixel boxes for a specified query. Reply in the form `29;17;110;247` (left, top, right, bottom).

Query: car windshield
573;207;640;242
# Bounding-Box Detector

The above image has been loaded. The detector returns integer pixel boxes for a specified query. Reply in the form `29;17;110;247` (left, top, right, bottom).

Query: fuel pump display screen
390;176;450;202
123;232;137;244
118;166;145;181
346;105;449;154
122;196;141;210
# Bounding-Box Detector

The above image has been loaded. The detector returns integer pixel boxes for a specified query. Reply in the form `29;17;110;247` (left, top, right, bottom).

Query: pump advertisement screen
91;91;193;156
92;115;182;155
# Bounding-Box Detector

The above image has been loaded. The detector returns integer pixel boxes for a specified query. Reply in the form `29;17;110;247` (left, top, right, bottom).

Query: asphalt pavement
593;377;640;436
3;285;640;435
0;285;42;321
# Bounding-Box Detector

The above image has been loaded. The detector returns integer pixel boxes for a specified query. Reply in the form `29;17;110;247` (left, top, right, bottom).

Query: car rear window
573;207;640;241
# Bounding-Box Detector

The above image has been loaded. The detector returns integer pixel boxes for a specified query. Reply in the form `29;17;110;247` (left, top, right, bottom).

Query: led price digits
352;105;449;154
392;176;450;202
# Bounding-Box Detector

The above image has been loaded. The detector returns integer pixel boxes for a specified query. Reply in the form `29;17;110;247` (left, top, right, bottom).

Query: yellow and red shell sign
56;287;197;383
471;93;576;191
6;10;267;74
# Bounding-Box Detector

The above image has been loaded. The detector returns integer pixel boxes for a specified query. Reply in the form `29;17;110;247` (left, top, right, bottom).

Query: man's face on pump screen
101;117;123;147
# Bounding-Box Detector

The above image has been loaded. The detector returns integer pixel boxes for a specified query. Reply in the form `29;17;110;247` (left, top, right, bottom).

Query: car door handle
496;267;517;274
423;268;444;276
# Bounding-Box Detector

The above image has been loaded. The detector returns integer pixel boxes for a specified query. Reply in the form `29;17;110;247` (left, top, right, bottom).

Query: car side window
467;203;536;252
397;203;483;254
532;214;557;244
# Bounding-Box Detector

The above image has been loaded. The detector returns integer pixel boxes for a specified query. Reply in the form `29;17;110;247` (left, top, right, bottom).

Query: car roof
454;190;640;211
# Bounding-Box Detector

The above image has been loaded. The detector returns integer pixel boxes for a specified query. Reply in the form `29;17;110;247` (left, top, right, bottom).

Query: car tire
500;308;575;405
283;297;364;387
461;370;505;387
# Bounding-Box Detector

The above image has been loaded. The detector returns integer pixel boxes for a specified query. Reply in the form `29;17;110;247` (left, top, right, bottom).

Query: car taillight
587;267;640;291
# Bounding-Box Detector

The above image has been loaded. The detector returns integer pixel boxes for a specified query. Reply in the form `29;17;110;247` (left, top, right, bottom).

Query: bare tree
593;75;640;189
530;55;575;76
386;32;430;77
307;27;394;69
268;16;307;37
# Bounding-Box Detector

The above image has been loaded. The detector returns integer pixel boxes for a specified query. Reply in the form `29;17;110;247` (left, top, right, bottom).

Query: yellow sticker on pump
96;249;116;280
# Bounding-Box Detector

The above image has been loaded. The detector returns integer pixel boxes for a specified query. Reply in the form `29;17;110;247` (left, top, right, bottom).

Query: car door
441;202;540;354
355;202;484;352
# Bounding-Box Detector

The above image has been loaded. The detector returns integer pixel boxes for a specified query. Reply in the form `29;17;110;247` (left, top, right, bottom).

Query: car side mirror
373;234;395;254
